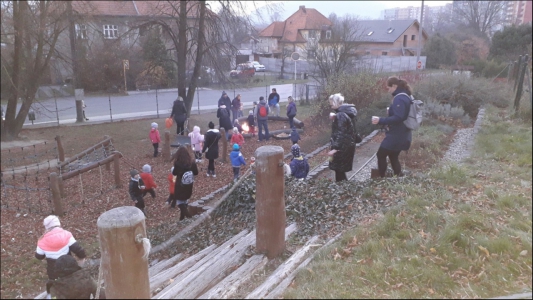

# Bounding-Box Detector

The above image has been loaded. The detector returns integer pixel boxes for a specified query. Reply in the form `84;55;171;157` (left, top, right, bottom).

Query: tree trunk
185;1;207;117
176;1;188;113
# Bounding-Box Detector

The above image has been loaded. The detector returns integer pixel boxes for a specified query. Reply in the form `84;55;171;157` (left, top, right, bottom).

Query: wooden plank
245;235;321;299
148;253;183;277
153;229;249;299
198;255;268;299
150;245;217;294
264;233;343;299
171;230;257;299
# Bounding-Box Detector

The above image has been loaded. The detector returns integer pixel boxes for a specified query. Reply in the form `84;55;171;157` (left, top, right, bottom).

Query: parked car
230;63;255;79
250;61;265;72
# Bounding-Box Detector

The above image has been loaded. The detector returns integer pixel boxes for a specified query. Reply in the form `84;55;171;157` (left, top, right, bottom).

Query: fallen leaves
478;246;490;258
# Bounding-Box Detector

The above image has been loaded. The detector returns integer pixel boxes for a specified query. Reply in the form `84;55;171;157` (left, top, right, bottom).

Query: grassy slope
284;104;532;298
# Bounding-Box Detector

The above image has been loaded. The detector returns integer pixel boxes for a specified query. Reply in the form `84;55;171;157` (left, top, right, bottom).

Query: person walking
254;96;270;142
188;125;205;163
202;121;221;178
286;96;297;129
35;215;87;299
217;104;233;141
372;76;413;177
268;88;280;117
140;164;157;199
231;94;242;123
128;169;147;216
81;100;89;121
229;144;246;182
327;93;357;182
149;122;161;157
166;167;176;206
170;96;188;135
171;145;198;219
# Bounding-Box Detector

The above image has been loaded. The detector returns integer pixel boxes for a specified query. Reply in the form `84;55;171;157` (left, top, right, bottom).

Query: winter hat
233;144;240;151
222;91;227;96
130;169;139;177
291;144;301;158
142;164;151;173
249;110;253;115
233;127;238;133
151;122;158;129
193;125;200;134
208;121;215;129
43;215;60;230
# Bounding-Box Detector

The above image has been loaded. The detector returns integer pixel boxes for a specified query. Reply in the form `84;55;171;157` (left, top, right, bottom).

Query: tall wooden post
113;154;122;188
58;176;66;198
97;206;150;299
49;172;64;215
55;135;65;162
220;127;227;163
104;135;111;171
254;146;286;259
162;131;171;161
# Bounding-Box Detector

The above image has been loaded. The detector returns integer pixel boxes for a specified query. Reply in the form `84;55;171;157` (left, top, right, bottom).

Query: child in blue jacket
229;144;246;181
289;144;309;179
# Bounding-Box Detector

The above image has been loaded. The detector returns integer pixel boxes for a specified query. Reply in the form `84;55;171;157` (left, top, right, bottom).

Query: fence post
75;89;84;123
514;56;522;92
162;131;171;161
108;94;113;122
97;206;150;299
254;145;285;259
55;135;65;162
58;176;66;198
113;154;122;188
49;172;64;215
514;54;528;114
220;127;227;163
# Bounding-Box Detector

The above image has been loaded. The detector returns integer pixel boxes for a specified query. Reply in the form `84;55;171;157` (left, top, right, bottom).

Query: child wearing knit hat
247;110;256;136
230;126;244;147
229;143;246;181
140;164;157;199
149;122;161;157
289;144;309;179
129;169;147;216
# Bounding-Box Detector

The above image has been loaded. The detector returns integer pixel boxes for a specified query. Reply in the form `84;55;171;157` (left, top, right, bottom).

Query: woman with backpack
371;76;412;177
327;93;357;182
171;145;198;220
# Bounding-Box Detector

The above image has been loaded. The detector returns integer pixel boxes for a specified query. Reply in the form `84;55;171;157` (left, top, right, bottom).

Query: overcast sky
249;1;452;24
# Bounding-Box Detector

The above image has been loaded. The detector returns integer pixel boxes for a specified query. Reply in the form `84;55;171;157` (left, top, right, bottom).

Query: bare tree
1;1;68;141
307;14;364;84
452;1;506;36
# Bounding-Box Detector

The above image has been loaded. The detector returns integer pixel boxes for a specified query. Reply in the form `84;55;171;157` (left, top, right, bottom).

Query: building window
382;51;388;56
75;24;87;40
308;30;316;39
411;35;416;40
326;30;332;39
103;25;118;39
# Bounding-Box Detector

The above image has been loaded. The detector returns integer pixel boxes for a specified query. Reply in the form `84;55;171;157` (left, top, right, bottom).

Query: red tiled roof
259;6;332;43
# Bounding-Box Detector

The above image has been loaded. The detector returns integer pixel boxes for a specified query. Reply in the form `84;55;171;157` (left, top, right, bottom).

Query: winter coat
217;107;233;131
254;99;270;121
168;173;175;195
172;161;198;201
128;177;145;201
170;100;187;123
140;172;157;190
48;255;101;299
290;156;310;179
149;128;161;144
290;130;301;144
378;89;412;152
247;115;255;127
268;92;280;106
35;228;86;280
230;132;244;146
202;129;221;160
218;94;232;110
231;97;241;111
329;104;357;173
188;127;205;152
286;101;297;117
229;150;246;168
234;122;243;133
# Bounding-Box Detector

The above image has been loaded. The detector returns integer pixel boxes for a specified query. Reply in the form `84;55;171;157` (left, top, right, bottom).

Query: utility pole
417;0;424;71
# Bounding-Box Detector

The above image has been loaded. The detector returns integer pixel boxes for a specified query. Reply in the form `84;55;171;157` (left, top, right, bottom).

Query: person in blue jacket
289;144;309;179
372;76;412;177
229;143;246;181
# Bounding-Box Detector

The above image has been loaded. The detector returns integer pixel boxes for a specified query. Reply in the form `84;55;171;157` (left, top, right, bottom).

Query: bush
464;59;508;78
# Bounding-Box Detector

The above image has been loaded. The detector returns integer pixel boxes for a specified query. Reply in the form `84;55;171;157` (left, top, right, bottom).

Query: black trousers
178;203;192;220
376;147;402;177
335;170;347;182
176;121;185;135
288;115;295;129
208;159;215;174
142;188;156;198
134;197;146;215
152;143;159;157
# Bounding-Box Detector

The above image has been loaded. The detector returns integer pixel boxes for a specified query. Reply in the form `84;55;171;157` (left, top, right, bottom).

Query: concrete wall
354;56;427;73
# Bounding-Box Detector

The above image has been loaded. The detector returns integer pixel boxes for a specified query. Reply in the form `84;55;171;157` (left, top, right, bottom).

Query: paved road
18;82;314;127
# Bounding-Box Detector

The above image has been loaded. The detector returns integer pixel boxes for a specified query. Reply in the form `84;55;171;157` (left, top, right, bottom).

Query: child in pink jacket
149;122;161;157
188;125;205;163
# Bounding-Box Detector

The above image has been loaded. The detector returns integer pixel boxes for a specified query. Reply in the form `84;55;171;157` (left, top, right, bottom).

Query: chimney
299;5;306;12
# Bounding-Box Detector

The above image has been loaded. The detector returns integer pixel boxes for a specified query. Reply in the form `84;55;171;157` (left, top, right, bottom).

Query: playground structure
0;135;123;215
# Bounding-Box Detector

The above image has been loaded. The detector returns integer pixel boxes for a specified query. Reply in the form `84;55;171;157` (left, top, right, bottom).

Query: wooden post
58;176;66;198
49;172;64;215
113;154;122;188
162;131;171;161
103;135;111;171
254;145;285;259
220;127;227;163
55;135;65;162
97;206;150;299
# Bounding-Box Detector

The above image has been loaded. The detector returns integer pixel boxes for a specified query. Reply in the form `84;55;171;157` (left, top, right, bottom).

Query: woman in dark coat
231;94;242;124
372;76;412;177
217;105;233;141
202;121;221;178
172;145;198;220
170;96;188;135
327;93;357;182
